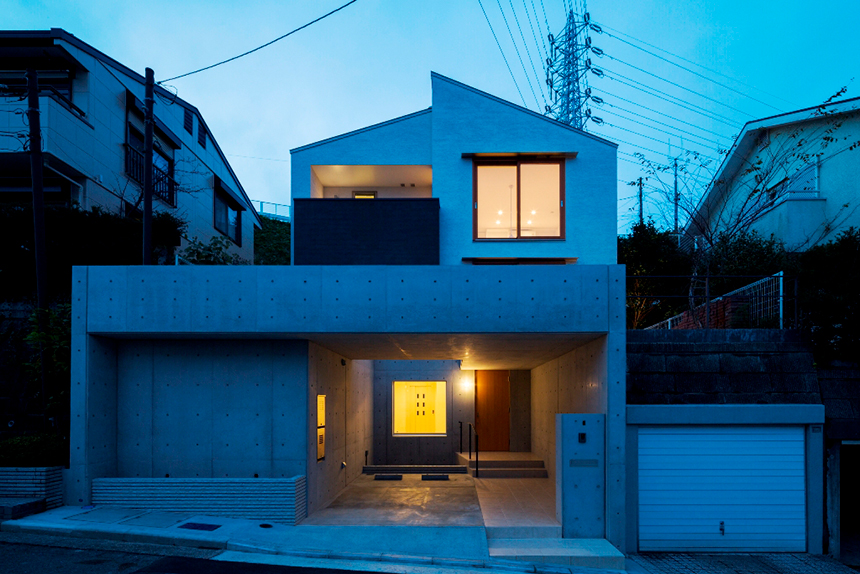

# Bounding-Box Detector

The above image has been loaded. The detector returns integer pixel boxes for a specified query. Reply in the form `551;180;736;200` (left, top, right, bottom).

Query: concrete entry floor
301;474;483;527
473;477;560;538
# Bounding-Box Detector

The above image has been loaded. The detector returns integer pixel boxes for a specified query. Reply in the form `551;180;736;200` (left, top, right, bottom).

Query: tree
179;235;249;265
619;221;691;328
254;217;291;265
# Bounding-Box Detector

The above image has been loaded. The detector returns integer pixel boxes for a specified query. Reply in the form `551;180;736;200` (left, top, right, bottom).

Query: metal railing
125;145;176;206
629;273;798;330
458;421;479;478
251;200;291;222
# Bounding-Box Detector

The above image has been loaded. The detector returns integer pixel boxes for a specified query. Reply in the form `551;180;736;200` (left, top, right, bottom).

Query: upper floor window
214;188;241;245
198;124;207;149
473;160;564;239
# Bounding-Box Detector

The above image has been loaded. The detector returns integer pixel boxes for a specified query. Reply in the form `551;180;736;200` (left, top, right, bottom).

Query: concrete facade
0;30;260;260
69;73;627;553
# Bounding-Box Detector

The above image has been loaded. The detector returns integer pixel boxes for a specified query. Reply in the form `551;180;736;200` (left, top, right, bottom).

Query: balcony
124;145;176;206
293;198;439;265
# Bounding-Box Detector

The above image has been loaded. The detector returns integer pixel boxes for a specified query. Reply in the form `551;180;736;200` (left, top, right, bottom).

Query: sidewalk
0;505;624;574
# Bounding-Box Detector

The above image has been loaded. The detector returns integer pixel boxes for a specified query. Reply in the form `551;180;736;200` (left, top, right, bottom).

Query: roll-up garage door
638;426;806;552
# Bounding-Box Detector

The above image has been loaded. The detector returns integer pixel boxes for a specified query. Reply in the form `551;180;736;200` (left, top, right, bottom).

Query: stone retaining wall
0;467;63;509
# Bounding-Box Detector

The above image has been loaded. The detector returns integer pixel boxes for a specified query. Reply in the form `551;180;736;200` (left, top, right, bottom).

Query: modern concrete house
67;72;828;561
685;96;860;250
0;29;260;260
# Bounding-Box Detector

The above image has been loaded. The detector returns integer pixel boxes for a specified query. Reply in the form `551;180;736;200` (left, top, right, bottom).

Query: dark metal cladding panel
294;198;440;265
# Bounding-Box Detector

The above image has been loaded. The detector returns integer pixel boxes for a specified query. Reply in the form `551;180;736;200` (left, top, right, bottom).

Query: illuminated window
474;160;563;239
317;395;326;461
392;381;446;435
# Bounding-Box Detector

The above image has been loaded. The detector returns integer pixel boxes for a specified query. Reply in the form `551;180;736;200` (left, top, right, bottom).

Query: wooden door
475;370;510;451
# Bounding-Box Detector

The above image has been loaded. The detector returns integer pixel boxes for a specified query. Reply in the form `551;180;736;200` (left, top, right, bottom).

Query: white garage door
638;426;806;552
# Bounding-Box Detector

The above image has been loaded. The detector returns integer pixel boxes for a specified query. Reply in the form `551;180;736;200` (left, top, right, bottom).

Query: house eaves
290;108;432;154
685;95;860;234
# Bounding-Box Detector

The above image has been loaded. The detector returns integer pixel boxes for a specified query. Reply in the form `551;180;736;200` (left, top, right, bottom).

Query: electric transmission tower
544;4;598;130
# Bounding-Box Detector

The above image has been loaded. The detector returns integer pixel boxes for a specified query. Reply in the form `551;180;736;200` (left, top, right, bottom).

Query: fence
252;200;291;222
628;272;797;330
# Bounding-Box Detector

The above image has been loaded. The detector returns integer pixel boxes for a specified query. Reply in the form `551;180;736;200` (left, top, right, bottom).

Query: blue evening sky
6;0;859;232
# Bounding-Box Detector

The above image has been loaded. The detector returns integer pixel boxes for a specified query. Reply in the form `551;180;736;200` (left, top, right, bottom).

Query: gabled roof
430;71;618;148
0;28;262;227
687;96;860;232
291;72;618;153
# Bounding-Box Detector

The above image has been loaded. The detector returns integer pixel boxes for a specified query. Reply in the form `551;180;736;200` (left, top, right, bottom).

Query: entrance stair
455;452;548;478
362;465;467;474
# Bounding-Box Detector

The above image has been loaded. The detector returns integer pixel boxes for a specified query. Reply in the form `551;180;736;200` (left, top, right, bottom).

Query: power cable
595;26;783;112
496;0;542;109
601;53;757;119
602;120;719;161
598;106;727;149
604;71;743;127
524;0;549;61
510;0;548;104
590;19;798;108
478;0;528;107
159;0;360;83
591;86;735;140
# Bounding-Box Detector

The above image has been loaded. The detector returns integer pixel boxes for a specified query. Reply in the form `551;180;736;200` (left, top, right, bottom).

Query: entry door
405;382;437;434
475;370;510;451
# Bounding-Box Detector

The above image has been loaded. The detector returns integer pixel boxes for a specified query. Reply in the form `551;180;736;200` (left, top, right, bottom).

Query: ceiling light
495;220;501;225
527;220;532;225
531;210;536;215
498;210;503;215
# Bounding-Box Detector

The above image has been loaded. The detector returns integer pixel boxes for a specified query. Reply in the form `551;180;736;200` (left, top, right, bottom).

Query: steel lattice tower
545;8;592;129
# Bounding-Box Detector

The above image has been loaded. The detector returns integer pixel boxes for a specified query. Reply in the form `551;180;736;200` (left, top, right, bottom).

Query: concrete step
488;538;625;570
362;465;467;475
469;467;548;478
1;498;45;521
455;454;545;469
486;525;562;539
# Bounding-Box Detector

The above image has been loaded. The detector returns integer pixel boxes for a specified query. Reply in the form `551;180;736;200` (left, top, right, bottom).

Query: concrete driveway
628;553;857;574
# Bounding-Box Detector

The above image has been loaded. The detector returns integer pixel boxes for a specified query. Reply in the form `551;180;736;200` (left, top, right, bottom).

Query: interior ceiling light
527;220;532;225
498;210;503;215
495;220;501;225
531;210;536;215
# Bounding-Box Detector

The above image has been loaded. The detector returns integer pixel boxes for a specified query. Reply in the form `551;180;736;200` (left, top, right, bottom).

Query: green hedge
0;433;68;467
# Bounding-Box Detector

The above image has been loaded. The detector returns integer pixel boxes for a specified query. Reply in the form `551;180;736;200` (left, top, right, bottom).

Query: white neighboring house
686;97;860;250
0;29;261;260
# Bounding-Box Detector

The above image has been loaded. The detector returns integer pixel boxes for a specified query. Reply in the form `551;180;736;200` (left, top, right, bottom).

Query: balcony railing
293;198;440;265
125;144;176;206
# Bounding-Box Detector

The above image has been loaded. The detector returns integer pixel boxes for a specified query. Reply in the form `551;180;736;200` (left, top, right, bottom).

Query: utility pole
545;6;592;129
142;67;154;265
673;157;679;245
26;69;48;310
638;176;644;226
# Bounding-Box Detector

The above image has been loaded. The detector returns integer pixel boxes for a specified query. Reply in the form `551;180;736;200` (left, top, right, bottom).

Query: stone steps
454;453;549;478
488;538;625;569
362;465;468;475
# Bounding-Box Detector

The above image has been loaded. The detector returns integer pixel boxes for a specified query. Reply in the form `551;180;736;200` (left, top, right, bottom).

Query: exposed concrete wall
818;363;860;440
307;343;373;514
530;336;608;485
509;370;531;452
113;339;308;480
372;360;474;465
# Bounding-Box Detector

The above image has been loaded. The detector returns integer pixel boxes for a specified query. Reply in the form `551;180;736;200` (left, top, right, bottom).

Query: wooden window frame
472;159;565;241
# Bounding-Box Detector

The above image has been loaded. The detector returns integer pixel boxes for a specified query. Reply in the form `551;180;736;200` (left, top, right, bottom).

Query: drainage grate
177;522;221;531
422;474;449;481
374;474;403;481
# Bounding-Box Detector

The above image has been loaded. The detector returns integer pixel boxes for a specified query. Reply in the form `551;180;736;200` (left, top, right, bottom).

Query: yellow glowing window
392;381;446;436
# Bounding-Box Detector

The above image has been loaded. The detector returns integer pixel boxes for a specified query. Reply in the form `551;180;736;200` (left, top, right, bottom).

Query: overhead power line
596;27;783;113
160;0;360;83
478;0;528;107
496;0;542;109
508;0;547;105
598;105;726;149
601;52;757;119
590;19;798;108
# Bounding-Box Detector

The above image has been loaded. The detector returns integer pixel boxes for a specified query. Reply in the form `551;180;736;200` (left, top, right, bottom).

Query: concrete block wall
627;329;821;405
372;360;474;465
0;467;64;509
306;343;372;515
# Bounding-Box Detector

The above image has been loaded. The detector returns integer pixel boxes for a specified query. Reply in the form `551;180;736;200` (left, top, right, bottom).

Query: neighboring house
0;29;261;261
67;72;827;559
686;97;860;250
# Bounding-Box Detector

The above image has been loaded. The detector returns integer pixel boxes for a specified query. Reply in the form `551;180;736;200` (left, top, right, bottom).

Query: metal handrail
458;420;479;478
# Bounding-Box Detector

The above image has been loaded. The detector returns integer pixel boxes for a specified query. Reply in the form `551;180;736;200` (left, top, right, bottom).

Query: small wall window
392;381;446;436
352;191;377;199
198;124;207;148
317;395;326;461
183;109;193;135
214;189;241;245
474;160;564;239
